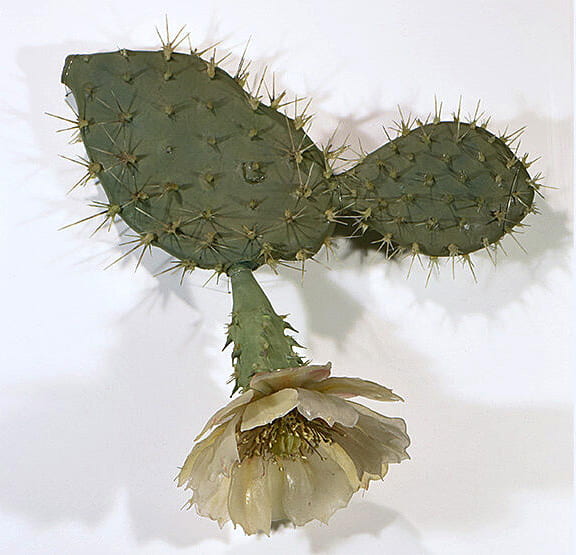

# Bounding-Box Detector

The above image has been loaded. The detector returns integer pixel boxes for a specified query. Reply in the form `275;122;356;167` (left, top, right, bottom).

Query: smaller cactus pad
339;120;537;258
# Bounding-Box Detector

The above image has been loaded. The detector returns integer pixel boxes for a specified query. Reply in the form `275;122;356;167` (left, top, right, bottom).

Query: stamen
237;409;332;461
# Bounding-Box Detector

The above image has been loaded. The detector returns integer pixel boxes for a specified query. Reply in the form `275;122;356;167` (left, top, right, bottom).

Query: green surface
61;50;337;271
227;264;303;391
339;121;535;256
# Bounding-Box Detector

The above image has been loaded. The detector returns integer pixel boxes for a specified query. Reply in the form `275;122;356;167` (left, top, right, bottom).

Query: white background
0;1;573;554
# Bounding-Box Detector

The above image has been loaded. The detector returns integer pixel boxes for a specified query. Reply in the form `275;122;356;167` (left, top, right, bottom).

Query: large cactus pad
339;120;536;257
61;49;338;271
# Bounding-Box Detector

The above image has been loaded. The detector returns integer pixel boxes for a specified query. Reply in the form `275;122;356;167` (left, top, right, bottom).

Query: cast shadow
305;502;427;554
277;106;571;343
1;31;316;549
0;300;569;550
0;293;231;546
321;110;572;321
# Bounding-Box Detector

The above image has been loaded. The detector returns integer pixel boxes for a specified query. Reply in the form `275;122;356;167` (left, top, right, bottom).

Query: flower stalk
227;263;304;392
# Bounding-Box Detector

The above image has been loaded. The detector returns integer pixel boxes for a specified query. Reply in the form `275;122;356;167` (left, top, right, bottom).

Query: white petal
266;460;287;522
186;417;241;526
360;465;389;490
191;473;233;527
278;457;314;526
319;442;360;491
240;388;299;431
249;364;331;395
350;401;409;434
355;415;410;463
295;388;359;427
309;377;404;402
195;389;256;440
178;415;240;488
331;424;389;478
349;402;411;462
228;456;272;535
177;423;227;487
208;415;241;478
281;451;354;526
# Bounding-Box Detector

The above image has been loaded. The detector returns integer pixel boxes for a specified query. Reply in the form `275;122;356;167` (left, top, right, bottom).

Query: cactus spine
58;34;541;383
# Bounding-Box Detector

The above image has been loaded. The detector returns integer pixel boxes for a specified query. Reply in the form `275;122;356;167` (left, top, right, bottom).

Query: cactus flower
177;363;410;535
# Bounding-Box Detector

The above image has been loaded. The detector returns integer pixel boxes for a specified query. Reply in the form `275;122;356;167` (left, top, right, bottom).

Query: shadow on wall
305;502;428;554
284;112;571;332
0;295;228;547
279;186;570;346
304;314;572;550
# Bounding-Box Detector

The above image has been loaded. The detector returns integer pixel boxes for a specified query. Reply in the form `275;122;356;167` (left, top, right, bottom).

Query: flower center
237;409;333;461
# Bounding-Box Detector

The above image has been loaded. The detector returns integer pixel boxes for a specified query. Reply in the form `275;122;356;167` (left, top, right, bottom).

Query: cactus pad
61;49;338;272
339;120;536;258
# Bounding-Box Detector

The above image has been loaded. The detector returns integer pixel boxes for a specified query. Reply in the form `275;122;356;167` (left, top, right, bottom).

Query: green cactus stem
227;263;304;392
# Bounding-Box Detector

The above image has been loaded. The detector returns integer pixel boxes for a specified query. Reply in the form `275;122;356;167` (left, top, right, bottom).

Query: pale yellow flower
177;363;410;535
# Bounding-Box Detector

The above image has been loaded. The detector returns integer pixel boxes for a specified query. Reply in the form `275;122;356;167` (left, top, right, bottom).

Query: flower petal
249;363;331;395
319;442;361;491
295;388;359;427
331;423;390;478
177;424;227;487
228;456;272;535
195;389;256;440
180;416;242;527
349;402;411;462
266;460;287;522
208;416;241;478
360;465;389;490
278;457;314;526
308;377;404;402
189;473;233;527
281;451;355;526
355;414;410;463
178;414;240;488
240;388;299;431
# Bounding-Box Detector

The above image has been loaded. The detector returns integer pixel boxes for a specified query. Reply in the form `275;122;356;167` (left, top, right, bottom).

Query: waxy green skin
61;49;536;269
60;47;537;388
227;264;303;391
338;121;535;257
61;49;337;272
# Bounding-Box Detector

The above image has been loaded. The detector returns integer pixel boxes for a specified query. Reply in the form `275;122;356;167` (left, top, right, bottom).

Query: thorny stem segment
227;263;304;393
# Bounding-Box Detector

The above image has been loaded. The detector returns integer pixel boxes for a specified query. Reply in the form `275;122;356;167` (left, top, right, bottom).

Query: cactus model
56;23;540;534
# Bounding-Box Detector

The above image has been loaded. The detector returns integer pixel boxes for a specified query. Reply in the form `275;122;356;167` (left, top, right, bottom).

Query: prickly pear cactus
60;44;338;273
56;22;542;536
339;114;537;261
